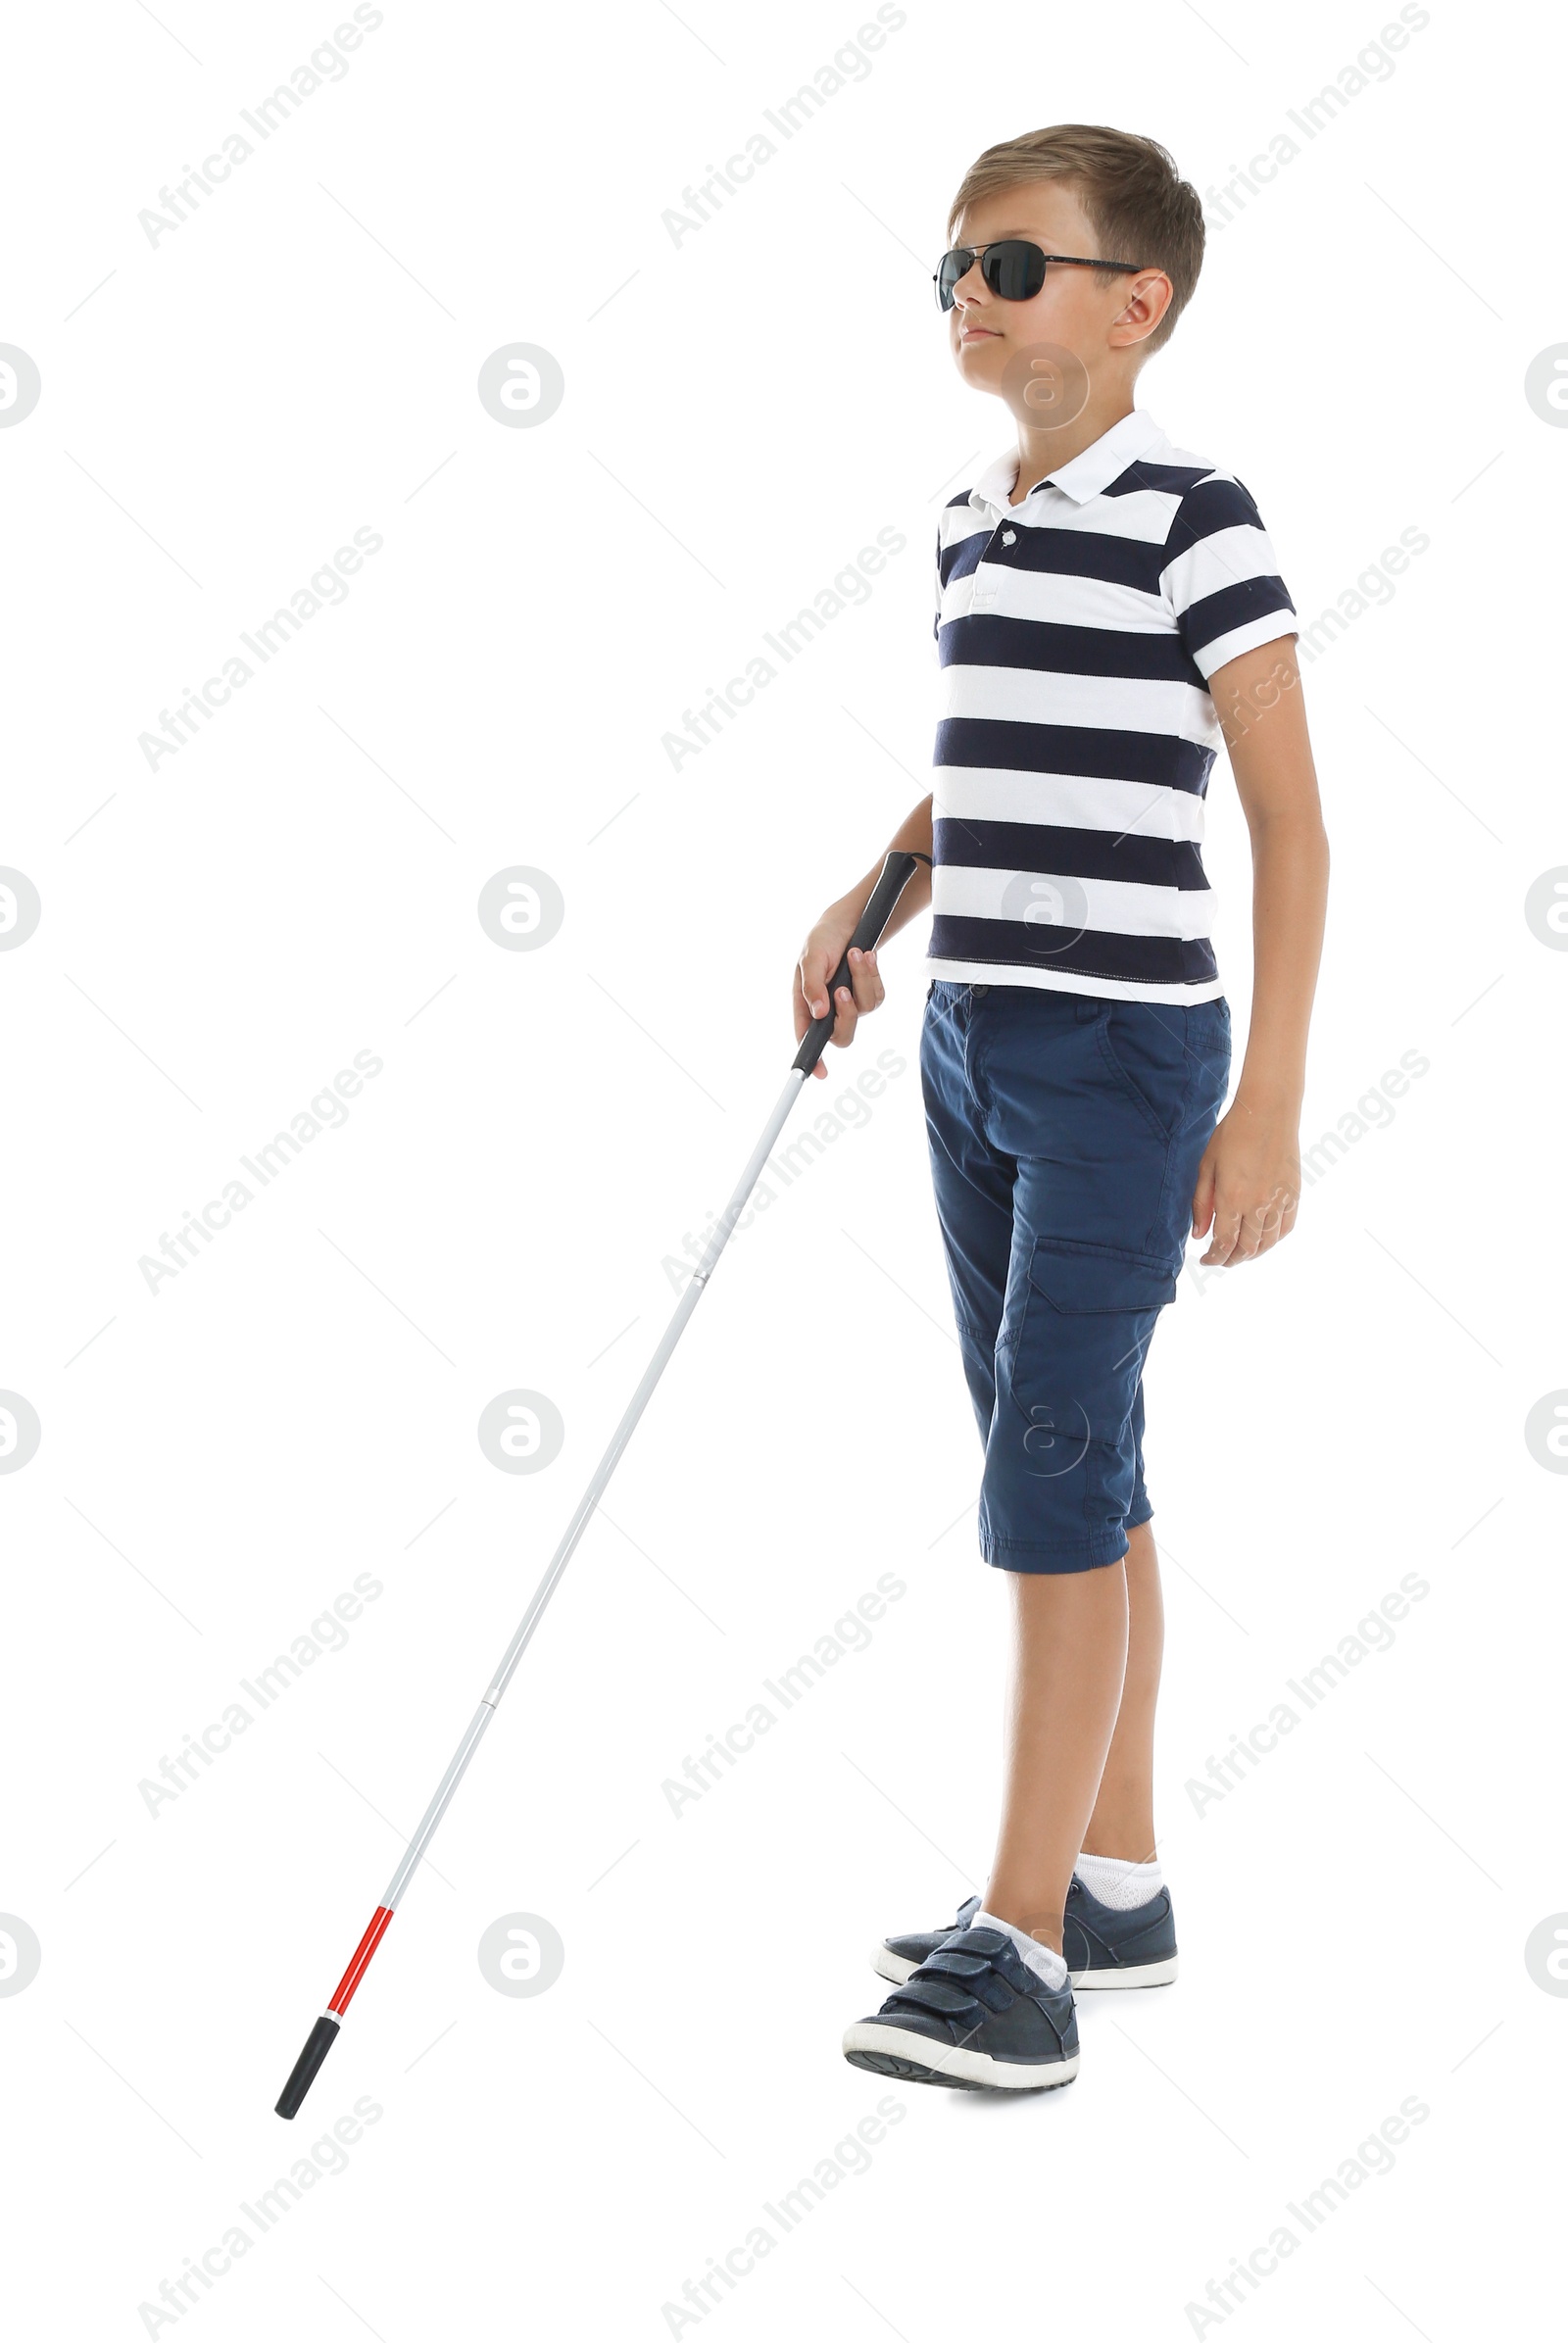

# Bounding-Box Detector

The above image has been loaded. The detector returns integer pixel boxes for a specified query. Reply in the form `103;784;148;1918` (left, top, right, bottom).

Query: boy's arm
793;797;933;1077
1195;638;1330;1265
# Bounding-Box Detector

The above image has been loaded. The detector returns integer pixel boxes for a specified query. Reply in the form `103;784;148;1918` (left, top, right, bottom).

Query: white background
2;1;1563;2335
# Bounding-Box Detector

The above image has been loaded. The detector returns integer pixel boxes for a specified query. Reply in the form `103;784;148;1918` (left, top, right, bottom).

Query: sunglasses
934;239;1143;313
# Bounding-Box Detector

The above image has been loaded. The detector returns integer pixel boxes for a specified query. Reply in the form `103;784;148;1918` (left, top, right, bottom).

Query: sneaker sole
843;2024;1078;2092
872;1946;1177;1990
1071;1953;1178;1990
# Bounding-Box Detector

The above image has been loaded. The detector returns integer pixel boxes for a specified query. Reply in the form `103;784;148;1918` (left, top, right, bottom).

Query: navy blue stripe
929;914;1218;988
935;717;1216;797
933;816;1208;892
1180;575;1296;660
1102;461;1212;500
943;522;1171;595
940;612;1203;686
1164;473;1267;550
939;531;991;589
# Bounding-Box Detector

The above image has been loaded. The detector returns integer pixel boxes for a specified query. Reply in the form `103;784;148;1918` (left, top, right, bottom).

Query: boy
793;125;1328;2091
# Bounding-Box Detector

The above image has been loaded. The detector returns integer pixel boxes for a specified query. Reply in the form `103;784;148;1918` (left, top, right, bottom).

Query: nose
952;256;989;309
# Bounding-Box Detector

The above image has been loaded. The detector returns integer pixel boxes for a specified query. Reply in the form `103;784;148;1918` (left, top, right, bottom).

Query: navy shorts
921;981;1231;1574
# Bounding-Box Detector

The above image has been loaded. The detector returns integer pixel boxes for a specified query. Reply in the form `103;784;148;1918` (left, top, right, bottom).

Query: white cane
274;850;926;2117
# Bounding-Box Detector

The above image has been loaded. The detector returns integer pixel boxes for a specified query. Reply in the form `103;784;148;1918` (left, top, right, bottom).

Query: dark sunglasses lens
984;241;1047;302
936;249;973;311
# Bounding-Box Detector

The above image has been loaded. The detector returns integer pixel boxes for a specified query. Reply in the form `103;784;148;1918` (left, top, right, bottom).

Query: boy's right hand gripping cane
274;850;927;2118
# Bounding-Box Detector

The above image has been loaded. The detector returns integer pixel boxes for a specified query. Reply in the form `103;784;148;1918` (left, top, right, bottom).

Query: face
944;181;1147;400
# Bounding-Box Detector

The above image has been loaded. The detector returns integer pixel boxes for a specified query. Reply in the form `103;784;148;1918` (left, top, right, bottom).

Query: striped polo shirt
928;407;1297;1002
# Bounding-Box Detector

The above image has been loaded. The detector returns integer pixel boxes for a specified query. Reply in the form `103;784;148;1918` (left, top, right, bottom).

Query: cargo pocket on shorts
1006;1239;1179;1469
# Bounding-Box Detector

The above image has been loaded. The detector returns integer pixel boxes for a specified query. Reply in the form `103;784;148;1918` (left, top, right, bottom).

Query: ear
1109;268;1173;349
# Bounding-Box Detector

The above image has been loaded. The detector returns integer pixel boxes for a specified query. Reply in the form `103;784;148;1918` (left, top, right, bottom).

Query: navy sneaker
875;1876;1178;1991
843;1924;1078;2092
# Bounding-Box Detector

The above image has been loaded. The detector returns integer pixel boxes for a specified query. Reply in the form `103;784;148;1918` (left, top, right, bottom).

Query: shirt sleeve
1161;474;1298;682
934;524;943;647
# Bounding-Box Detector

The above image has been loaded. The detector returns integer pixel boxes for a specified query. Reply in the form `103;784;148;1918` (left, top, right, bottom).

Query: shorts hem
979;1531;1130;1576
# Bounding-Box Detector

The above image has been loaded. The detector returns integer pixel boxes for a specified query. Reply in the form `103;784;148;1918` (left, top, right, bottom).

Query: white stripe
942;509;995;553
932;862;1215;941
925;956;1224;1004
934;766;1206;842
940;662;1218;744
1193;614;1298;682
942;566;1171;633
1161;519;1285;609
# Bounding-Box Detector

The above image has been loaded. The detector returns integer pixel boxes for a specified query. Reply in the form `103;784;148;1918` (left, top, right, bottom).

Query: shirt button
1001;529;1016;545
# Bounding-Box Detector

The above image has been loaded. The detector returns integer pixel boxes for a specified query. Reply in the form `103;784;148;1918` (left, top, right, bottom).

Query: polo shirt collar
969;408;1168;513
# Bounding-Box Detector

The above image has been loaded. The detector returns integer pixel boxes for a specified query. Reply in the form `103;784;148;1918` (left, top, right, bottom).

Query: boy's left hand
1191;1100;1300;1266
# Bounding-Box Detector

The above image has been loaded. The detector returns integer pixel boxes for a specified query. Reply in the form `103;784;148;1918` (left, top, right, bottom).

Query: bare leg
1082;1521;1163;1864
981;1562;1129;1957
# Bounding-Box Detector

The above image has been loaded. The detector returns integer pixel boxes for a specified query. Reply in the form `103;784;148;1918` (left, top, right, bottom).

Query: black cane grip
275;2014;340;2120
793;851;925;1078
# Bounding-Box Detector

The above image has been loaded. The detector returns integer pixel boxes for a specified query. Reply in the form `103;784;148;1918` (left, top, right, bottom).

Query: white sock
969;1908;1069;1992
1075;1852;1163;1911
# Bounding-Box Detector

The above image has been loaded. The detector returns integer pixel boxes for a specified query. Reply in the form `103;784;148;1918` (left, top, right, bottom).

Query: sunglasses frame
934;239;1144;313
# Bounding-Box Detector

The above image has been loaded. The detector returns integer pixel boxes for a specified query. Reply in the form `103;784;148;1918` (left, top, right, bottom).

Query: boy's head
943;125;1204;410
